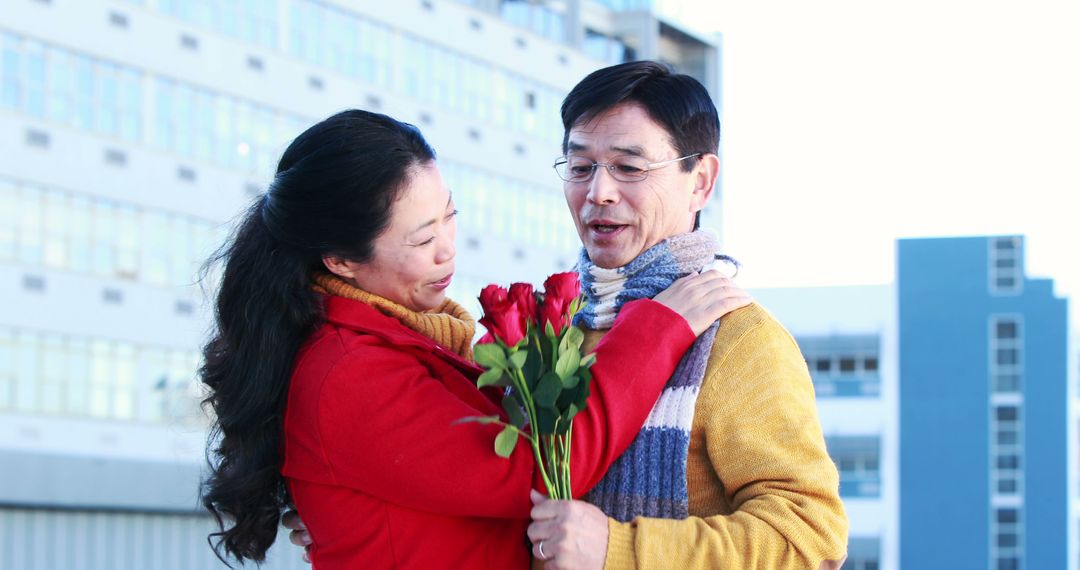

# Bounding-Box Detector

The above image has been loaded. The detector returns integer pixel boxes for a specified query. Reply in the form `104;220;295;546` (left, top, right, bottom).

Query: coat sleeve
316;299;695;519
603;315;849;569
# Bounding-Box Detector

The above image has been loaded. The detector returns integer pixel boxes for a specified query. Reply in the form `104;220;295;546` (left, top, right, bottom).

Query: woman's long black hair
199;109;435;564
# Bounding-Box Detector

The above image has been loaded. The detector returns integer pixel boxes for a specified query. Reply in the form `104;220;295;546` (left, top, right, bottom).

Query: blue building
899;236;1069;570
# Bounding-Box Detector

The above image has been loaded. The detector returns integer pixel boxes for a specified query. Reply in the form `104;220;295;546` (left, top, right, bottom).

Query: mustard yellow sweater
585;303;849;569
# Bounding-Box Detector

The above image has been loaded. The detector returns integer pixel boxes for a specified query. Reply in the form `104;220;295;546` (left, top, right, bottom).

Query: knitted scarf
578;230;720;522
312;273;476;360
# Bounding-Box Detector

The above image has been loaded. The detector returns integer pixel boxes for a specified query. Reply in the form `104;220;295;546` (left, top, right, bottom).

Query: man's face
563;103;713;269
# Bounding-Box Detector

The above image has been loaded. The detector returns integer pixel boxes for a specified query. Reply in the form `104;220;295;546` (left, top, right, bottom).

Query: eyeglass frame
552;152;703;183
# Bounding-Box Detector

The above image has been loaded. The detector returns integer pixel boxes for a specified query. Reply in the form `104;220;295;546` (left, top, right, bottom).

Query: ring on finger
538;540;547;560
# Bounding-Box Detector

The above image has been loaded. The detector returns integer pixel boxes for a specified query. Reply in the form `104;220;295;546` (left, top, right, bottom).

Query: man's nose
586;165;620;205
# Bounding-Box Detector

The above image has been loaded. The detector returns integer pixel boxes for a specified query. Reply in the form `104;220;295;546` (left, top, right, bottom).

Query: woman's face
328;162;458;312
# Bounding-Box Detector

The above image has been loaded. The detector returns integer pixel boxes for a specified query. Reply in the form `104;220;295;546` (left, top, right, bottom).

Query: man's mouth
588;219;628;235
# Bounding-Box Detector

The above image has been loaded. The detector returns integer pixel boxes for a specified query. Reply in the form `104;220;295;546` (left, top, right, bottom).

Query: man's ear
322;255;356;280
689;153;720;212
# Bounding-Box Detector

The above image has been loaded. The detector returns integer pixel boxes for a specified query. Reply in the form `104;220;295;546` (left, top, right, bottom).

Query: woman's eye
446;209;459;220
416;237;436;246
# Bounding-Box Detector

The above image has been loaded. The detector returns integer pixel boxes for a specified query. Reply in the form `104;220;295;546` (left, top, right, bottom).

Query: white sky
664;1;1080;314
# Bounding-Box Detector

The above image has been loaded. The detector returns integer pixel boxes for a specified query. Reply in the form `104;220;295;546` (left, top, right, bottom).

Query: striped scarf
577;230;720;522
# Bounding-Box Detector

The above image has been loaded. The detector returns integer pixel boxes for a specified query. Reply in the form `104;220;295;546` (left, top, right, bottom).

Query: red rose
479;284;509;315
543;272;580;305
540;272;581;334
478;284;527;346
508;283;538;325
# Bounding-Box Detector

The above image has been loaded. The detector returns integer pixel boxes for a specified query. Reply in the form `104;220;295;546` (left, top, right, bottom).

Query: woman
200;109;749;569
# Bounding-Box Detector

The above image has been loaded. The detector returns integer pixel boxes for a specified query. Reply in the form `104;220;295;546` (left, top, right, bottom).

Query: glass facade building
0;0;720;567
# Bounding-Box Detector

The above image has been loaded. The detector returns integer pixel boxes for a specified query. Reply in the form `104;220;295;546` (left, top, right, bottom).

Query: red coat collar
321;295;483;375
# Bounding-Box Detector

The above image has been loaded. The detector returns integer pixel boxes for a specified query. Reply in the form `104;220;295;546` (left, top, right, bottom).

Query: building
756;234;1077;570
899;235;1070;570
753;284;898;570
0;0;720;567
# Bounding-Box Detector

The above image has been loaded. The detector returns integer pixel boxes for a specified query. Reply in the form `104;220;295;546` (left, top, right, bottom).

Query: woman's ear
322;255;356;280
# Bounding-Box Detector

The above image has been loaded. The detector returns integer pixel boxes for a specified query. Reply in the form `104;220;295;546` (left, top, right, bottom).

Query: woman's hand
527;490;609;570
652;271;753;336
281;509;312;563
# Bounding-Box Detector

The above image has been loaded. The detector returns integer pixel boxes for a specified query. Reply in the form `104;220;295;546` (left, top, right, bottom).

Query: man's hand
281;509;312;564
527;490;609;570
652;272;752;336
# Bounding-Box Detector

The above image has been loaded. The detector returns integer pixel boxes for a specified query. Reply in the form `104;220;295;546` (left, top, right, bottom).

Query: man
523;61;847;570
287;61;848;569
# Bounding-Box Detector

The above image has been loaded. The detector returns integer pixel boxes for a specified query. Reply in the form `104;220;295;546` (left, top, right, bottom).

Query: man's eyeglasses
552;153;701;183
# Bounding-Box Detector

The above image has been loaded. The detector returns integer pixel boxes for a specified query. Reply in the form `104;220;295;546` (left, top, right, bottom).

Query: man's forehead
565;103;677;156
566;127;675;155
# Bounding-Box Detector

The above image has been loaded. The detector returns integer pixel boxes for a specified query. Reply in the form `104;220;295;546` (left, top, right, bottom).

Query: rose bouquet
457;272;595;500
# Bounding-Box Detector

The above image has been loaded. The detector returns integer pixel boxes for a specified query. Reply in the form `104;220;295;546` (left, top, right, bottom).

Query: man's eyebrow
612;145;646;157
566;142;647;157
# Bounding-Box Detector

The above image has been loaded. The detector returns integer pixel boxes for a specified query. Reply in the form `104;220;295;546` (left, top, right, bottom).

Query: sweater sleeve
603;312;849;569
316;299;695;519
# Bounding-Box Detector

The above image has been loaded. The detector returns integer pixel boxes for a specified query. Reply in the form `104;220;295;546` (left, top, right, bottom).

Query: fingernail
530;489;544;501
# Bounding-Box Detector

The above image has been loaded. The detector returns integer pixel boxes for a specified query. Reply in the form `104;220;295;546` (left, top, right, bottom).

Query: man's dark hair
560;60;720;172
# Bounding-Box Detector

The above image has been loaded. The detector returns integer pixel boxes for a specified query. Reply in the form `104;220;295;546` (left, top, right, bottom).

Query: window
996;406;1019;421
989;237;1022;295
283;2;566;142
994;374;1020;392
0;33;144;142
584;29;632;65
499;0;567;43
0;178;18;261
991;382;1024;562
826;436;881;498
0;330;15;409
0;176;225;289
996;348;1018;366
996;321;1017;339
796;335;881;397
993;511;1023;570
1;327;202;424
150;79;306;174
996;557;1019;570
996;429;1018;445
995;455;1019;470
842;537;880;570
997;478;1018;494
158;0;278;49
991;316;1022;394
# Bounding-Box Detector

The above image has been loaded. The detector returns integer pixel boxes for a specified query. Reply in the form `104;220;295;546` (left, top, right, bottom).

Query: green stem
511;367;557;497
564;424;574;498
550;432;563;499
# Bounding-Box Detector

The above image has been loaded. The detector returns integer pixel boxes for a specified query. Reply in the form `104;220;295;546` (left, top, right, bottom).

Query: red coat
282;295;695;569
